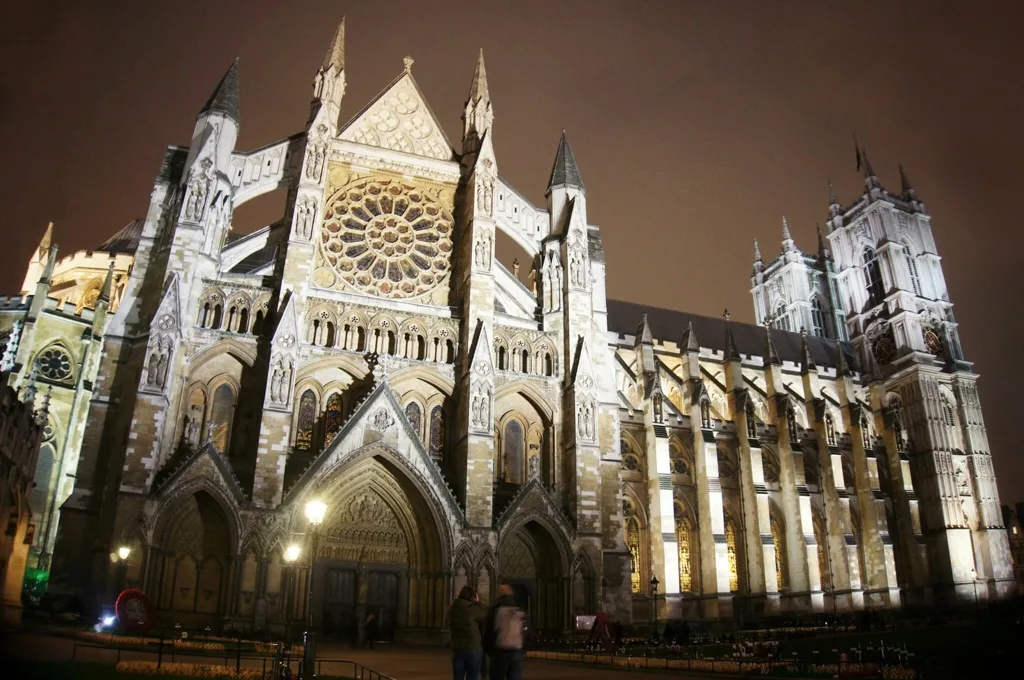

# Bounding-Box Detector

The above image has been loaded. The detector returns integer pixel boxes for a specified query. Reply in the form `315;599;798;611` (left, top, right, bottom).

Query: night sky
1;1;1021;504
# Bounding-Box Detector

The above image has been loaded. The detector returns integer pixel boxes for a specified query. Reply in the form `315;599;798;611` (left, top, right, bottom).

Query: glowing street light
301;501;327;680
284;544;301;563
117;546;131;561
305;500;327;526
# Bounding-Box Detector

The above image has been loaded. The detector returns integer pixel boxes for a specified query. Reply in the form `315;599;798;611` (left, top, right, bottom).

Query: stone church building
0;19;1013;639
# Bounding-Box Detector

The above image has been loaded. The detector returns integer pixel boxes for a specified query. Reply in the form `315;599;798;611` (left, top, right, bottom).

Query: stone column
846;403;891;608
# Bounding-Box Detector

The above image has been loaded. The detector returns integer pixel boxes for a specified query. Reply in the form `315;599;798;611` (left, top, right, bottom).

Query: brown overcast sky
1;1;1022;504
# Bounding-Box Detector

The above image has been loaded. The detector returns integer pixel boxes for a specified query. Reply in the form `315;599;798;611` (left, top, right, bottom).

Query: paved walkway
1;631;723;680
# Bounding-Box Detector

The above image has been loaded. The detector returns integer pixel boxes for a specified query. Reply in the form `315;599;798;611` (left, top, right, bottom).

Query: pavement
0;629;725;679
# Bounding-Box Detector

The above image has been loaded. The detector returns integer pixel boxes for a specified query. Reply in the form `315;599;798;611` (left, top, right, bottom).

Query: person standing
449;586;486;680
485;584;525;680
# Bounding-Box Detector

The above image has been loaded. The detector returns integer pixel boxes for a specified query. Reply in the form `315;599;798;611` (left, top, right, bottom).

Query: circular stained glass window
38;347;72;381
318;178;453;300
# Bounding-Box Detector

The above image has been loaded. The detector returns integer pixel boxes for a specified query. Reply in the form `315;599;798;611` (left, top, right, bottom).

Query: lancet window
209;383;235;454
295;389;317;451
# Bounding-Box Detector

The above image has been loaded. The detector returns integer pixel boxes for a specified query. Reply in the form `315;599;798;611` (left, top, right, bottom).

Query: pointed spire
468;49;489;104
199;58;239;123
753;238;762;263
724;310;740;361
23;361;38;405
899;163;916;197
764;325;781;365
828;179;839;207
861;146;876;179
836;342;852;377
781;216;796;253
816;223;830;260
99;262;115;304
636;314;653;346
800;329;816;372
681;320;699;353
38;222;54;255
322;17;346;73
41;244;59;284
36;387;51;425
546;130;584;194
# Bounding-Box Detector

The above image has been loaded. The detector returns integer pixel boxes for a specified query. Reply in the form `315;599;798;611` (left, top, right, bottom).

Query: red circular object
115;588;155;633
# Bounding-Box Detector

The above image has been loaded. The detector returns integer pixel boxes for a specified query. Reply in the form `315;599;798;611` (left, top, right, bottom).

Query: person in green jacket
449;585;487;680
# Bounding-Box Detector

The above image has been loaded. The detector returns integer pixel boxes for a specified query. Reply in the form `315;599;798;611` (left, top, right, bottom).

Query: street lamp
970;568;980;615
650;576;660;643
283;545;301;646
302;501;327;680
115;546;132;597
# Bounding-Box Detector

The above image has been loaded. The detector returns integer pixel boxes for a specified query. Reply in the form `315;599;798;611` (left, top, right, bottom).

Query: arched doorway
498;520;567;633
307;452;447;644
155;491;234;623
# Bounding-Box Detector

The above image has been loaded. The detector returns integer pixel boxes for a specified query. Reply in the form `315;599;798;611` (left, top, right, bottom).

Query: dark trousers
490;650;523;680
452;648;483;680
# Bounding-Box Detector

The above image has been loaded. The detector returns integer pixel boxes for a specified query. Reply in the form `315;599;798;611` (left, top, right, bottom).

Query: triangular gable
152;442;247;505
282;380;464;522
339;71;455;161
495;477;575;537
151;273;183;336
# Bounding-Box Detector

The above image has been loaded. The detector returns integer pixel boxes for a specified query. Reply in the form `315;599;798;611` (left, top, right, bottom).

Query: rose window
319;178;453;299
38;347;72;381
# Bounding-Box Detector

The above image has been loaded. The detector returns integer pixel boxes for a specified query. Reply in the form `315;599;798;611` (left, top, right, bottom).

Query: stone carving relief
269;356;293;406
541;248;562;312
370;407;396;432
474;227;493;271
576;394;596;443
339;78;452;160
144;337;172;390
322;490;408;564
476;175;494;216
305;125;328;183
294;195;318;241
184;159;213;222
470;381;492;434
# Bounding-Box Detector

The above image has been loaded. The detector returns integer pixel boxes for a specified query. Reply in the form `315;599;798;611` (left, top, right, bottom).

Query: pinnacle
39;222;54;254
781;215;792;242
763;325;781;365
546;131;584;193
99;262;115;303
899;163;915;196
800;329;816;372
322;17;346;72
468;48;489;104
836;342;852;377
724;311;740;362
753;238;762;262
681;320;699;353
636;314;653;345
828;178;839;206
200;58;239;123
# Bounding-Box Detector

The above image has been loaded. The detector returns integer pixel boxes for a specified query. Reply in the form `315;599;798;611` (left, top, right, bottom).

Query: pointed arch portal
304;448;449;644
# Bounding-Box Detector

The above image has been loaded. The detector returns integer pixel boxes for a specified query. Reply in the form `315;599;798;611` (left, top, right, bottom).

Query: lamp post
650;575;660;643
115;546;131;596
283;544;301;646
970;568;979;616
301;500;327;680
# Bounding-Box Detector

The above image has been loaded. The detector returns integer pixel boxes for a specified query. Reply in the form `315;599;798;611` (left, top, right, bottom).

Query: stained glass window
323;393;343;447
429;406;445;464
627;517;641;593
726;519;739;593
210;384;235;455
676;516;692;593
504;419;524;483
295;389;317;451
771;515;787;591
405;401;422;440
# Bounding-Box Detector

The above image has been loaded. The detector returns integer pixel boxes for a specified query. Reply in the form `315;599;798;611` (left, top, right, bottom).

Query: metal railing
70;642;394;680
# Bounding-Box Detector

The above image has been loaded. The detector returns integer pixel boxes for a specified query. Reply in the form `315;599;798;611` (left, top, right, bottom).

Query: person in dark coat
449;586;487;680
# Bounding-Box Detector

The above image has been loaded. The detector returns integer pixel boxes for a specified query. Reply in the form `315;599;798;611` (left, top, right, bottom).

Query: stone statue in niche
529;455;540;479
305;128;328;182
296;196;316;240
477;177;494;215
184;159;212;221
474;230;492;270
512;258;520;279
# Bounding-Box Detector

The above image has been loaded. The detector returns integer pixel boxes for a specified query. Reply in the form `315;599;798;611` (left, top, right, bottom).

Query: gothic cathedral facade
0;20;1012;637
